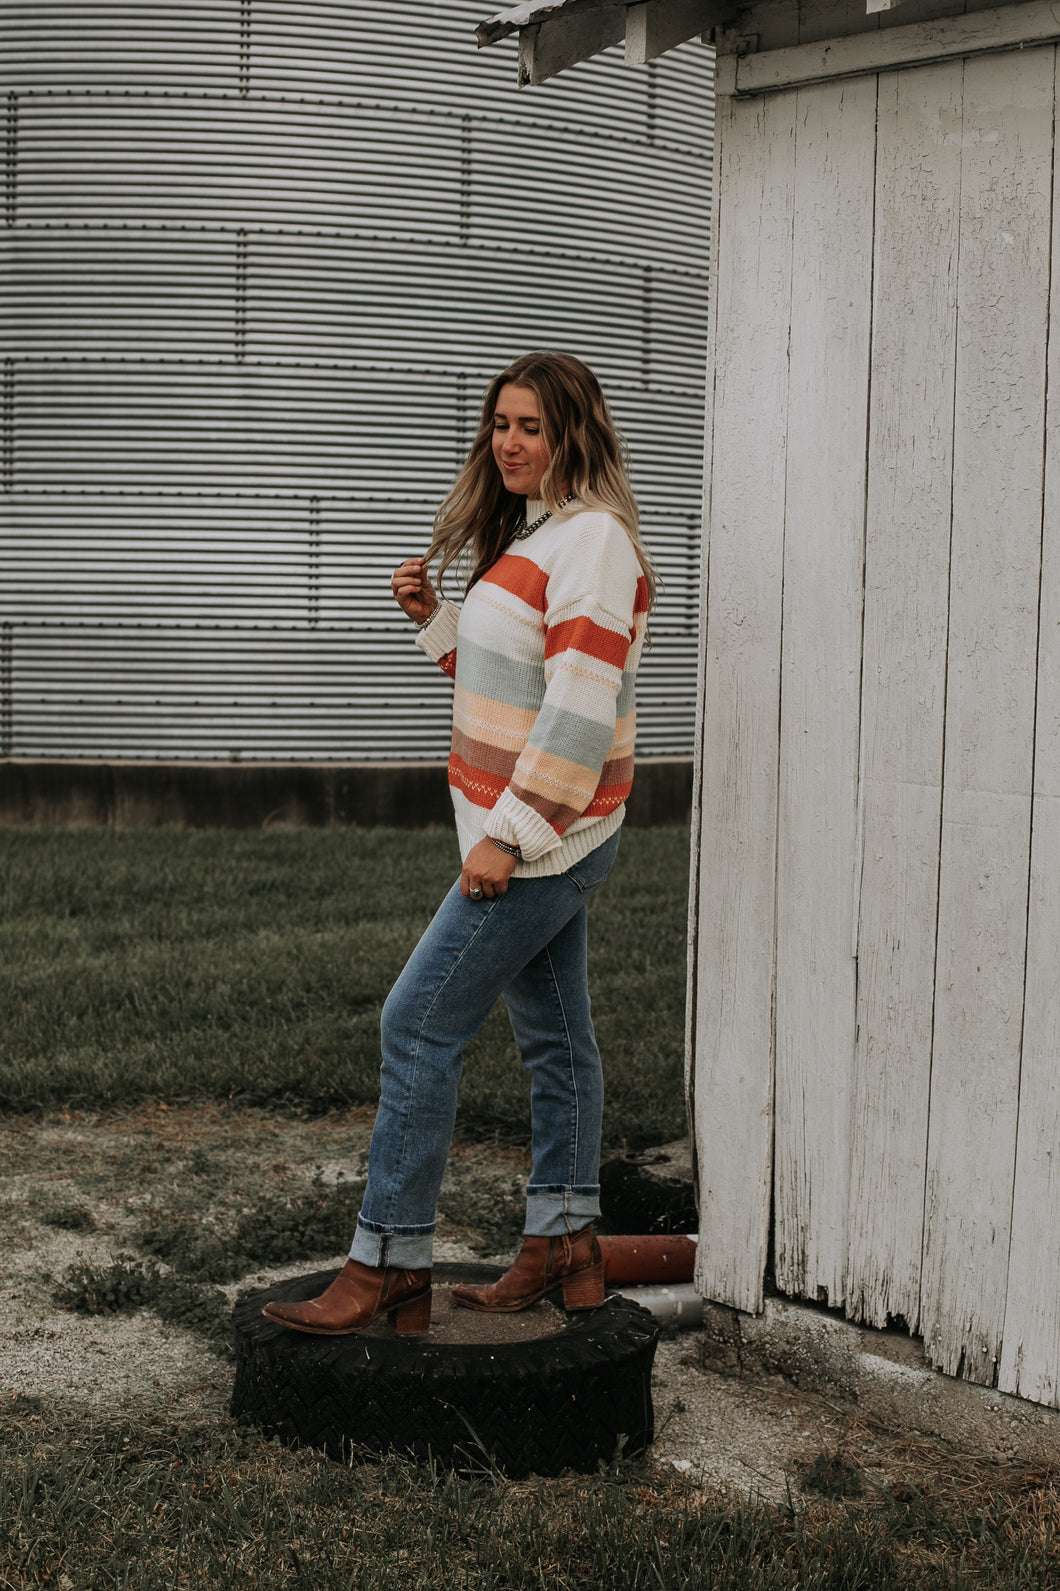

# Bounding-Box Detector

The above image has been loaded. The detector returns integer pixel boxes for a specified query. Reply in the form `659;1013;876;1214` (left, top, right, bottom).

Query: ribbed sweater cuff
485;789;564;863
414;599;460;662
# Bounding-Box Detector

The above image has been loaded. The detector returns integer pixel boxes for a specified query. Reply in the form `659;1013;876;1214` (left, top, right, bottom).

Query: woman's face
491;382;552;498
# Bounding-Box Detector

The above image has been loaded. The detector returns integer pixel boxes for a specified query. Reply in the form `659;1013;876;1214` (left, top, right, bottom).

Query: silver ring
470;886;483;900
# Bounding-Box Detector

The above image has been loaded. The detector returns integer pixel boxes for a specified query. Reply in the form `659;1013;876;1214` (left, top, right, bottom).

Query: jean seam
542;939;580;1187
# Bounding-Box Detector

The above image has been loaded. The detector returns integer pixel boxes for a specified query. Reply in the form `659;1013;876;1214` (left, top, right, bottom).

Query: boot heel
561;1263;605;1310
391;1290;432;1335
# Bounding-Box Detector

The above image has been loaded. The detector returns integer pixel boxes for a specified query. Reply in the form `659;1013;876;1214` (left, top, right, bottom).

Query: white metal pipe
612;1281;704;1327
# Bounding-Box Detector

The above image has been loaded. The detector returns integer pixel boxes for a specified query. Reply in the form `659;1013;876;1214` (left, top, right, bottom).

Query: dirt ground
0;1103;1003;1501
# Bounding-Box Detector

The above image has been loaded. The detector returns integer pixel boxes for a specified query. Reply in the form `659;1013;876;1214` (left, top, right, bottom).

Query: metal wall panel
1;1;714;762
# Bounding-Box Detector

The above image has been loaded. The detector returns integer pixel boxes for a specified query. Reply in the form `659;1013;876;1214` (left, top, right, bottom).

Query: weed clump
233;1173;364;1268
135;1172;364;1283
53;1253;231;1354
438;1162;525;1255
41;1204;97;1232
800;1446;866;1499
134;1216;243;1283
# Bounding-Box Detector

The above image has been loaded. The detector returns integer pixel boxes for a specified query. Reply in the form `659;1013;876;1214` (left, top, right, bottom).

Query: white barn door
690;43;1060;1403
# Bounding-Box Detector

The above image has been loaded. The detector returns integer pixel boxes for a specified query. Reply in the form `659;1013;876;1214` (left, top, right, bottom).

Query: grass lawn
0;825;689;1149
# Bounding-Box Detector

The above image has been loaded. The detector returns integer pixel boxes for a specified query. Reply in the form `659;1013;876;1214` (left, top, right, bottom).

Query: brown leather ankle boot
450;1226;604;1313
261;1259;431;1336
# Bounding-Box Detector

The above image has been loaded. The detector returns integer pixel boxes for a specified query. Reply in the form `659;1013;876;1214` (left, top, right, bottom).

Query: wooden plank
722;0;1060;96
518;8;626;84
1000;795;1060;1406
920;49;1053;1387
999;103;1060;1408
771;75;876;1307
878;0;967;30
799;0;879;45
733;0;801;53
684;115;725;1203
690;86;796;1315
844;62;962;1332
476;0;609;47
625;0;721;64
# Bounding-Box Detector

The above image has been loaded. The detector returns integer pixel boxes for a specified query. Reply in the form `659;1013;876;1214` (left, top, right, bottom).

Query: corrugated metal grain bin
1;1;713;761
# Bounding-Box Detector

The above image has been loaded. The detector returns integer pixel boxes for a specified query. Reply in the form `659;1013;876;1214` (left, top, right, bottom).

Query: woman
263;351;653;1336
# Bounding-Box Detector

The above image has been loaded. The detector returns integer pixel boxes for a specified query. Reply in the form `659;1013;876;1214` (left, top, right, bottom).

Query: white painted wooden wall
690;42;1060;1405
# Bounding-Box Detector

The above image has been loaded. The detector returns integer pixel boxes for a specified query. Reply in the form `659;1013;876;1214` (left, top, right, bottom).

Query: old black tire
230;1263;658;1477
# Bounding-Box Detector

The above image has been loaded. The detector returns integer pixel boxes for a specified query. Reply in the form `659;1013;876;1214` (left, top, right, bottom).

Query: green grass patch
2;1405;1057;1590
0;826;689;1151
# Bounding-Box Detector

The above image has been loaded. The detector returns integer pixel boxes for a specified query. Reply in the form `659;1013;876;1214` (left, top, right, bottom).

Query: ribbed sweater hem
451;787;626;877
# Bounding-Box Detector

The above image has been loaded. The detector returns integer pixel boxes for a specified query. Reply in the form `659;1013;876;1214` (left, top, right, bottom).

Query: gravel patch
2;1103;945;1499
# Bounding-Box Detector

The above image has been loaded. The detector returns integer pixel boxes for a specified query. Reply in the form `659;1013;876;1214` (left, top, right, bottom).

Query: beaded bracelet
489;836;522;859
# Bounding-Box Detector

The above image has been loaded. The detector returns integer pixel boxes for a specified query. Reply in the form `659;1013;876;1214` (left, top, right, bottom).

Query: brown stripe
451;727;520;781
508;771;634;830
509;782;577;831
599;753;634;787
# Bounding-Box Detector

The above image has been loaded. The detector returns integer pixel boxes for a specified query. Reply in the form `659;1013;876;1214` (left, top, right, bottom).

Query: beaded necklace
511;494;575;540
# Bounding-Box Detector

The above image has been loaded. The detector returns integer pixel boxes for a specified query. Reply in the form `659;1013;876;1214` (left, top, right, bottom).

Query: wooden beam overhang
715;0;1060;95
476;0;723;84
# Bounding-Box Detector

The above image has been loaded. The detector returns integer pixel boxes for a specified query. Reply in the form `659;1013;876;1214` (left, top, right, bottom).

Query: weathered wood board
691;87;795;1315
771;75;874;1307
918;49;1052;1386
844;62;962;1333
998;123;1060;1407
999;791;1060;1404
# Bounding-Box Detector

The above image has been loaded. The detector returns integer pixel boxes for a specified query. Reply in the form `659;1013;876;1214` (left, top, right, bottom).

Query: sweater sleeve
414;597;460;680
484;517;642;862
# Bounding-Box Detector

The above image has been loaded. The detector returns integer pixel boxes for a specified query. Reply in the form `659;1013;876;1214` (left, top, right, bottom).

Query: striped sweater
416;501;649;877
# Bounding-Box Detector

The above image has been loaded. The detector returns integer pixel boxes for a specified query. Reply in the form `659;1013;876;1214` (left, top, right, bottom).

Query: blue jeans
350;830;620;1269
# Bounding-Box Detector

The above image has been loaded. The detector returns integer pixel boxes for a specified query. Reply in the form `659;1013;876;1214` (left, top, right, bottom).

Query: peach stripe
453;688;538;745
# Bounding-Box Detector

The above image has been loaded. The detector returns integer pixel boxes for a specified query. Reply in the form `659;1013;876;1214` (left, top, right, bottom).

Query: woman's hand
461;838;519;900
391;556;438;625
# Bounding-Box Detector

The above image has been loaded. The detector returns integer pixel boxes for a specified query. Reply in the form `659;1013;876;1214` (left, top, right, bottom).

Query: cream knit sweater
416;500;649;878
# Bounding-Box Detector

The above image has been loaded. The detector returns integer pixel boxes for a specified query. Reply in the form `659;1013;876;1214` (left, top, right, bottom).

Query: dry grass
2;1395;1057;1589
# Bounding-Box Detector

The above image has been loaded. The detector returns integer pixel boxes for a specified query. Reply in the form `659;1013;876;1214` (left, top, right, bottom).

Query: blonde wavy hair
425;351;656;608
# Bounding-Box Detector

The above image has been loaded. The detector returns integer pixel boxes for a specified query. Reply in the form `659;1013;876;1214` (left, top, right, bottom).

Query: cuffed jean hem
523;1187;601;1238
349;1218;435;1271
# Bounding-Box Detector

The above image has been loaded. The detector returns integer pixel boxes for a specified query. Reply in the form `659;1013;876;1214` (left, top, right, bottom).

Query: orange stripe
482;554;548;612
583;779;633;819
448;752;511;809
634;575;650;614
439;649;457;680
545;615;631;669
